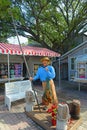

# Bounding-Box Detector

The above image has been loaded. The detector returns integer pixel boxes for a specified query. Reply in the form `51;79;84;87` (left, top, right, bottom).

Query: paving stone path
0;80;87;130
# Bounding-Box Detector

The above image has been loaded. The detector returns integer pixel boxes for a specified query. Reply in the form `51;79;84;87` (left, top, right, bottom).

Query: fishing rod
10;11;41;112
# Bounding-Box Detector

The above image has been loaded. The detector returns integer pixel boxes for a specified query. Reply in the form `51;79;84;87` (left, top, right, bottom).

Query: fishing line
9;10;41;111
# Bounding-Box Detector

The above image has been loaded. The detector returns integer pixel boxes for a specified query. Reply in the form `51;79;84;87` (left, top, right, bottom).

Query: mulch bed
25;104;82;130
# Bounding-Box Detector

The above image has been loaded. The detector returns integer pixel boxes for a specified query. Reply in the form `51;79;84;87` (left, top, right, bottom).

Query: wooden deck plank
25;105;82;130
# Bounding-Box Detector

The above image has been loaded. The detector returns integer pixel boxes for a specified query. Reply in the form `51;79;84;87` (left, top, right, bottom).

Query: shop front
0;54;24;83
0;43;60;84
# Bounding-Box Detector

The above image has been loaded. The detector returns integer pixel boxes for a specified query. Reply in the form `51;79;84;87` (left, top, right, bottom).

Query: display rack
0;63;23;83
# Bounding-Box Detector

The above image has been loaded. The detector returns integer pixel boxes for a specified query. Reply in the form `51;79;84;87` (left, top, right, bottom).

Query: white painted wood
5;80;32;111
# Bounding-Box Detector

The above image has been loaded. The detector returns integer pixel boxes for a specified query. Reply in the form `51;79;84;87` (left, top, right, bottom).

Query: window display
0;63;23;79
74;55;87;91
75;55;87;79
77;63;87;78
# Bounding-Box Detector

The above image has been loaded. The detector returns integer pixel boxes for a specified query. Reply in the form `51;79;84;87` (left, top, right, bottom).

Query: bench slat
5;80;32;111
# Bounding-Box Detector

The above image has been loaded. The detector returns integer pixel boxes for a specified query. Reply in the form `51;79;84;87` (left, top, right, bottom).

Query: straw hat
40;57;51;63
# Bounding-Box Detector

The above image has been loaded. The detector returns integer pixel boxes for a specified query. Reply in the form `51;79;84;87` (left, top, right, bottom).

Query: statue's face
42;60;49;66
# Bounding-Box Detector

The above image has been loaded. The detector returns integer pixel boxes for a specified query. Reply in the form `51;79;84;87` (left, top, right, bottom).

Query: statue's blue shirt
33;65;55;81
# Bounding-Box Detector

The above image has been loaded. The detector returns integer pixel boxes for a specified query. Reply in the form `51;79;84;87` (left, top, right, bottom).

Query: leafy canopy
0;0;87;54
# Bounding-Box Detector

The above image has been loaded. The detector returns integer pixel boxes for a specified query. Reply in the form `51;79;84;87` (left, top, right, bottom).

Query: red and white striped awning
0;43;60;57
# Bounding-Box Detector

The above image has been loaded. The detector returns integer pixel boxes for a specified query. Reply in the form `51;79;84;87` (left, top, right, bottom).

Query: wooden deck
25;105;82;130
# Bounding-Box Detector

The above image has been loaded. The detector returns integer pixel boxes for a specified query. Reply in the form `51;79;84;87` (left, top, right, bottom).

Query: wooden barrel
71;99;80;119
66;100;73;114
66;100;81;120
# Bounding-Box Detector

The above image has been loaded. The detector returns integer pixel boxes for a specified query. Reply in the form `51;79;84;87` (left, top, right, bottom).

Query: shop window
77;63;86;78
71;57;76;70
0;63;23;79
70;57;76;80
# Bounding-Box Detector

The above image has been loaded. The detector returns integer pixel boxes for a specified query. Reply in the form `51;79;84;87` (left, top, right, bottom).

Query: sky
85;32;87;35
7;36;28;45
7;32;87;45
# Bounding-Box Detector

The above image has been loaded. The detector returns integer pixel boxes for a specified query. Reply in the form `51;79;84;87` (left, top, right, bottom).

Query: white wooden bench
5;80;33;111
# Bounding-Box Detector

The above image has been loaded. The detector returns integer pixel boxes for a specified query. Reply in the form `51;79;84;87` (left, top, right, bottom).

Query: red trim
0;43;60;57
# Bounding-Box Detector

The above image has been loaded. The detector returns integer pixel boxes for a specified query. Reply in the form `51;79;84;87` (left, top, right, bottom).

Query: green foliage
0;0;87;54
0;0;10;19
